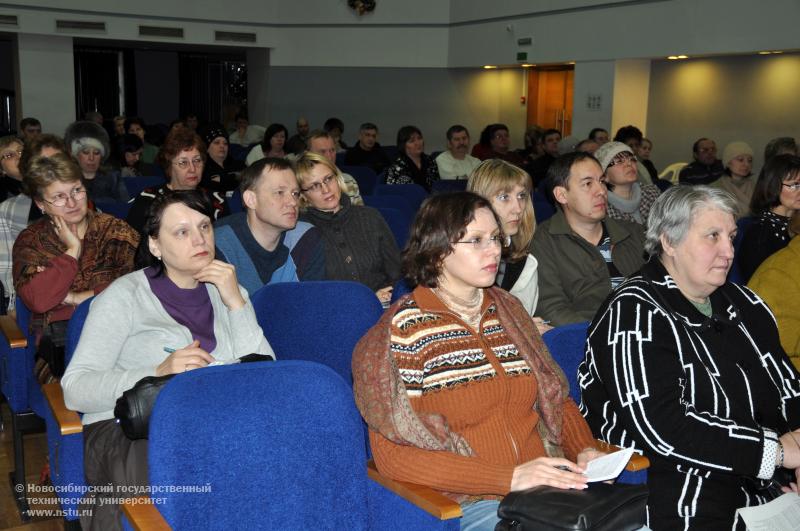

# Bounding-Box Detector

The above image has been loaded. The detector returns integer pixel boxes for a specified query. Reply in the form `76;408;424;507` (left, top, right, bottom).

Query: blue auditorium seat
123;175;166;198
374;183;428;212
341;165;379;196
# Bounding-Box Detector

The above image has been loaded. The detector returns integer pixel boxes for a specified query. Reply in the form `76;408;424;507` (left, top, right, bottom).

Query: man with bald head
286;116;311;155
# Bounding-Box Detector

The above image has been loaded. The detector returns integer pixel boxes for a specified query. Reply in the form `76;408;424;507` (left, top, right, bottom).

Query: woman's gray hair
645;185;738;257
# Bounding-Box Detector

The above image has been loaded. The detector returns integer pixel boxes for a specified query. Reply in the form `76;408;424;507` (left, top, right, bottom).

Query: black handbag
495;483;648;531
114;353;273;440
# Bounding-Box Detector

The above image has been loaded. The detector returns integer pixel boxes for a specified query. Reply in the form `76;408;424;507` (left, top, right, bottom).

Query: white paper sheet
584;447;635;482
736;493;800;531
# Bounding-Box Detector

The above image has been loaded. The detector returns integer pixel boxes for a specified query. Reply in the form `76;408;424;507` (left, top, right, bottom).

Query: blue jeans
460;500;500;531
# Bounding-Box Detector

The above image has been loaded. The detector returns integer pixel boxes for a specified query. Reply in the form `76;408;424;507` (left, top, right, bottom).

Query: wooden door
527;67;574;135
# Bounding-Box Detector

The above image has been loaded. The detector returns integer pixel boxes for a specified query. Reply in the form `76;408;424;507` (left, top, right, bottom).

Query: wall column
246;48;270;126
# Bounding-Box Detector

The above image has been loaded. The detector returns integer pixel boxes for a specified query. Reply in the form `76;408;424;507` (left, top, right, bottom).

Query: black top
201;156;245;193
679;159;725;185
0;176;23;203
737;209;791;283
344;143;391;175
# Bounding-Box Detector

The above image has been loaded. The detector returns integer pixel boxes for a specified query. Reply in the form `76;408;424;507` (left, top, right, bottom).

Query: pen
163;347;176;354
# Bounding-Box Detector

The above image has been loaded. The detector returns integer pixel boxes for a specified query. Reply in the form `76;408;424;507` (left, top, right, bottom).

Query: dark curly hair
750;153;800;214
402;192;502;288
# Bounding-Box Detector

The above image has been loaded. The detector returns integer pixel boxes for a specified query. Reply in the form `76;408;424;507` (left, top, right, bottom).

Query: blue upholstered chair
373;206;412;248
94;198;131;219
362;193;414;216
728;216;755;284
121;360;460;530
228;143;251;162
226;188;243;214
341;165;379;196
40;298;93;530
0;298;46;518
533;190;555;224
123;175;166;198
543;322;648;484
374;183;428;212
251;281;383;384
431;179;468;194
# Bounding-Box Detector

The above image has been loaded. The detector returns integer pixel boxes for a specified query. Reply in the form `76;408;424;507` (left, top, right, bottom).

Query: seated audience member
595;141;660;226
84;111;103;126
471;123;526;167
113;134;156;178
14;153;138;381
344;122;390;175
573;138;599;155
528;128;561;185
385;125;440;191
285;116;310;155
215;158;325;294
516;125;545;165
295;152;400;305
712;141;756;216
637;137;658;182
19;117;42;143
580;185;800;531
764;136;798;163
62;190;274;530
748;213;800;370
531;152;645;326
679;137;725;185
65;121;128;203
126;128;228;235
557;135;580;156
353;192;605;531
112;115;126;139
613;125;652;185
435;125;481;180
228;113;266;147
0;135;65;311
588;127;609;146
200;125;245;193
245;123;288;167
737;154;800;282
183;113;199;132
125;117;159;165
323;117;348;152
306;130;362;205
467;159;549;331
0;136;24;200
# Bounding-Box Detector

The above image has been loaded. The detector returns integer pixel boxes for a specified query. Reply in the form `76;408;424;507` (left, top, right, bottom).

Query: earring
40;208;45;214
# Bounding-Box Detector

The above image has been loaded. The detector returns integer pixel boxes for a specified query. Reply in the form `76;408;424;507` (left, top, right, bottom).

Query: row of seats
1;280;648;528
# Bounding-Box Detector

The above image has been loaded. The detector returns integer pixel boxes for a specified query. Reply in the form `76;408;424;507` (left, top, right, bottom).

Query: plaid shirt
0;194;33;311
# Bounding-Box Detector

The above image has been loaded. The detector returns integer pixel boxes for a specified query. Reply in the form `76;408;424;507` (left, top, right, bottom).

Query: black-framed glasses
172;157;204;169
782;182;800;191
608;152;637;168
454;235;502;250
41;187;87;207
301;174;336;193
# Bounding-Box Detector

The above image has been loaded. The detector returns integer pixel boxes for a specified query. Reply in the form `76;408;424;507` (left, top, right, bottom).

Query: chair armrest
122;497;170;530
0;314;27;348
367;460;462;520
42;382;82;435
594;439;650;471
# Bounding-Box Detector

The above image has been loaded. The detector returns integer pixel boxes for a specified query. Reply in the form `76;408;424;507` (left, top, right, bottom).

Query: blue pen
163;347;176;354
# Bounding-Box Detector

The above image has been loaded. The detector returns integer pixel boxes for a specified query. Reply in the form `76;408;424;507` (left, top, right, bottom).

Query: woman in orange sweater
352;192;602;531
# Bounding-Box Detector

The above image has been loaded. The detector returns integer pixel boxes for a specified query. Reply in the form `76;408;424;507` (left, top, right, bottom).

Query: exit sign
516;52;527;61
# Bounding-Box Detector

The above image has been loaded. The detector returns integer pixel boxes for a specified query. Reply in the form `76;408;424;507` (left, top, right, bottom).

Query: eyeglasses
173;157;204;169
273;190;302;201
1;149;22;161
782;182;800;191
607;152;637;167
454;235;502;250
42;187;87;207
301;174;336;193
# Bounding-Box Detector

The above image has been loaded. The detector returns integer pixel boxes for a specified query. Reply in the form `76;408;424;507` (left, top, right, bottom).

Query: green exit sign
516;52;528;61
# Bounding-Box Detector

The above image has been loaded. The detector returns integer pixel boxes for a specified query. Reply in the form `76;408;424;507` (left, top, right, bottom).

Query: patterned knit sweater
369;287;595;499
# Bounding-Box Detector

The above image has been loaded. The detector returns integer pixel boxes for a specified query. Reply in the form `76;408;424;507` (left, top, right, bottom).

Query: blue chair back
94;199;131;219
123;175;165;198
341;165;379;196
373;206;412;248
227;189;243;214
391;278;412;303
229;143;250;162
0;298;35;412
148;361;373;529
336;152;347;167
542;322;590;403
728;216;755;284
65;298;93;366
251;281;384;384
533;190;555;224
431;179;467;194
382;145;399;161
374;183;428;212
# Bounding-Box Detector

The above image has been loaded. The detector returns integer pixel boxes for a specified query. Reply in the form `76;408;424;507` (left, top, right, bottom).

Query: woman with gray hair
579;185;800;530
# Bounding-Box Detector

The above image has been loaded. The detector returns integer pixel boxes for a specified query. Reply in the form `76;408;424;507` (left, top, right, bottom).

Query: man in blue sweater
215;157;325;294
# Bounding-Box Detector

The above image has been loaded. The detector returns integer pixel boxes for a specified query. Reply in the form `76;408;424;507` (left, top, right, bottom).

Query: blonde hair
24;152;82;199
467;159;536;261
294;151;353;209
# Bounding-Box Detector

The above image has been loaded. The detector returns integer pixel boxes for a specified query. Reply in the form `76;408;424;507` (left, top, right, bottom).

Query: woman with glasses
0;136;24;201
295;151;400;305
353;192;605;531
12;153;138;381
467;159;549;333
594;141;660;226
126;127;228;235
738;154;800;282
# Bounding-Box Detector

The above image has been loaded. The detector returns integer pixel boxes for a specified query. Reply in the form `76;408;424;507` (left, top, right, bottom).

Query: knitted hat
203;126;228;148
722;141;754;166
64;121;110;161
594;141;634;173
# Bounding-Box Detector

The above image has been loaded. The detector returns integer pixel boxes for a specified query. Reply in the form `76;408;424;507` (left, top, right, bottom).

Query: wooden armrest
42;382;83;435
367;460;462;520
0;314;27;349
122;496;171;530
594;439;650;471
